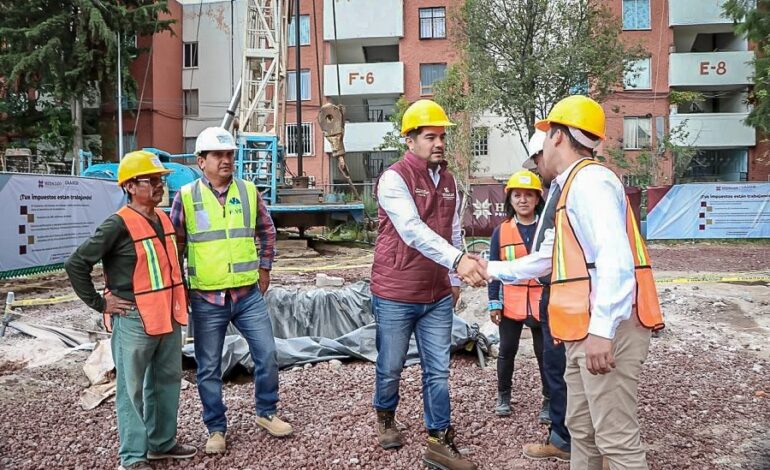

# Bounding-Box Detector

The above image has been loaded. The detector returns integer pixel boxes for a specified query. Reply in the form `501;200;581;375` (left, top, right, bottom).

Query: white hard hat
523;130;547;170
195;127;238;155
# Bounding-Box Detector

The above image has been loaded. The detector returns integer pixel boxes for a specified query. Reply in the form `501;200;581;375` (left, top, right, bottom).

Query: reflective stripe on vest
499;221;543;322
112;206;188;336
180;178;260;290
548;159;665;341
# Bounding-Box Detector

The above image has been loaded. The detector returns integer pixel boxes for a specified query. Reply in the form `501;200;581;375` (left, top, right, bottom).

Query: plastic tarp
182;281;481;375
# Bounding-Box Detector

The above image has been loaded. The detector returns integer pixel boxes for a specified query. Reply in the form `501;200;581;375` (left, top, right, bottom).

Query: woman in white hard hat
486;168;550;423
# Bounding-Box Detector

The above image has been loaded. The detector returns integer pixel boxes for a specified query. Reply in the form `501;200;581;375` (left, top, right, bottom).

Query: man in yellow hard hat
483;95;664;469
66;151;196;470
370;99;482;470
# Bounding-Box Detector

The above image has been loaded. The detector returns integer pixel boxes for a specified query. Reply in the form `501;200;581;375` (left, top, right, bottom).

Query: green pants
111;309;182;466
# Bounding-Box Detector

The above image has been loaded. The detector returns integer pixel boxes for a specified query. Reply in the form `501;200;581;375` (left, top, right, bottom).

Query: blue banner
647;183;770;239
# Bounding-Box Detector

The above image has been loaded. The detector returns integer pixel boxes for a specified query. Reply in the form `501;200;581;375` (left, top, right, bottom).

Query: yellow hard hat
535;95;606;141
401;99;455;135
117;150;171;186
505;170;543;193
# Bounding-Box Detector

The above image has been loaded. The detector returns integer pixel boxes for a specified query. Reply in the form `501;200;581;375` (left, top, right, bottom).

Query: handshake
455;253;490;287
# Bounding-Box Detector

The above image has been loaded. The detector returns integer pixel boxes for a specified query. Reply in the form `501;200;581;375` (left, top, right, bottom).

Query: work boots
495;390;512;416
522;440;570;462
538;397;551;425
376;410;403;449
423;427;477;470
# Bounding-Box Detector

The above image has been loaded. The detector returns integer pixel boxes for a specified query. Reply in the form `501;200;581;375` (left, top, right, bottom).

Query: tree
724;0;770;132
460;0;646;147
0;0;173;169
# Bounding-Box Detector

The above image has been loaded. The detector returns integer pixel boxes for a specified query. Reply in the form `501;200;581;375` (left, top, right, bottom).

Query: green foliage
459;0;646;140
668;90;705;106
0;1;173;156
376;96;410;155
603;122;699;187
724;1;770;132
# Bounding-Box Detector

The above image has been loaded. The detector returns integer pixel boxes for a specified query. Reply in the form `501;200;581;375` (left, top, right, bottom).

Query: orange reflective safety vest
110;206;188;335
548;159;664;341
499;220;542;322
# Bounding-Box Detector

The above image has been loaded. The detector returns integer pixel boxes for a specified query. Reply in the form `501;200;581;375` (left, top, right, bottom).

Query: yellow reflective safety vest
548;159;665;342
180;178;260;290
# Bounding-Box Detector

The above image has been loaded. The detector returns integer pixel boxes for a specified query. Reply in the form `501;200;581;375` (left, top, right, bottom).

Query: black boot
538;396;551;425
495;390;512;416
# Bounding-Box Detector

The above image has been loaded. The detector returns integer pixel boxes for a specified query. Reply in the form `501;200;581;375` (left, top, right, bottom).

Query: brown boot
423;427;477;470
522;441;570;462
376;410;403;449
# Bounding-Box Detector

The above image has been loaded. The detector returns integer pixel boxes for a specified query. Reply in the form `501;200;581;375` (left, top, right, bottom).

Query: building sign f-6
348;71;375;85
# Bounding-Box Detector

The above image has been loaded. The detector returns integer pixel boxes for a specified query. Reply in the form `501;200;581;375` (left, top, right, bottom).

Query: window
183;89;199;116
286;122;314;156
624;58;651;90
183;42;198;68
287;15;311;46
623;117;652;150
419;7;446;39
419;63;447;95
184;137;197;154
122;133;137;153
286;70;311;101
472;128;489;158
623;0;650;30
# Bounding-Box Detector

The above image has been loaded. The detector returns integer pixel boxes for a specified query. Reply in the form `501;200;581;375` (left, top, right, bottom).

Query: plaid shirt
170;176;276;306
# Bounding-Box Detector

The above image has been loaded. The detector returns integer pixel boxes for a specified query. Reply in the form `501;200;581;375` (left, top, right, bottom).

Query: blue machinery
80;137;365;232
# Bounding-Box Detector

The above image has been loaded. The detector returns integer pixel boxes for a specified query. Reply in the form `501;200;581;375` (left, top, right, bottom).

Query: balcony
669;113;756;148
324;62;404;97
323;122;394;153
669;0;732;26
323;0;403;41
669;51;753;88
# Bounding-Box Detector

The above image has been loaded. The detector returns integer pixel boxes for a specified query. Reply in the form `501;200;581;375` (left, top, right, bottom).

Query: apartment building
122;0;768;185
604;0;769;183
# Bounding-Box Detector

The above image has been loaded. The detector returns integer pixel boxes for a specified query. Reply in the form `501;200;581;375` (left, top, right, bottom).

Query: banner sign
0;173;125;273
647;183;770;239
462;184;507;238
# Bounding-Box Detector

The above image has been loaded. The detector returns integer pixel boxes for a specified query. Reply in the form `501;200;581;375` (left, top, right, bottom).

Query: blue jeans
191;286;279;433
540;287;571;452
372;294;453;432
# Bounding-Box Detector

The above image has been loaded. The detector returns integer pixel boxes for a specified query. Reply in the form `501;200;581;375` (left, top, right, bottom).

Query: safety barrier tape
656;273;770;285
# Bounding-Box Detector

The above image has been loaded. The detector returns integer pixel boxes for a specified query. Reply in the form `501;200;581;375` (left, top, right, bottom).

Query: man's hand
451;286;461;307
584;334;616;375
456;254;487;287
259;268;271;294
489;309;502;325
103;292;134;316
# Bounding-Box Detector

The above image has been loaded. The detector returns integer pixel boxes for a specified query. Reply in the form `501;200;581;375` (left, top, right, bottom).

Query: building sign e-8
348;72;375;85
699;61;727;76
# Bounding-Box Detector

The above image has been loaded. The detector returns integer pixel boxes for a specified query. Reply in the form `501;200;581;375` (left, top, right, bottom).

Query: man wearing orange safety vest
483;95;664;469
66;151;196;470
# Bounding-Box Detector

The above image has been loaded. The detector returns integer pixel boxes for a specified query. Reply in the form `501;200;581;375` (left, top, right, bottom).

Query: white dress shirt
487;158;636;339
377;166;463;287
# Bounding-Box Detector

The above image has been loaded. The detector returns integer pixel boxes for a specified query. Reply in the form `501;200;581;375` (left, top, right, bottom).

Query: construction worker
169;126;292;454
66;151;196;470
487;169;550;421
484;95;665;469
371;99;483;470
520;130;573;462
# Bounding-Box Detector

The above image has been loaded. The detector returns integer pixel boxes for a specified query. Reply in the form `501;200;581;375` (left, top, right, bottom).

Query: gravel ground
1;242;769;469
1;317;769;469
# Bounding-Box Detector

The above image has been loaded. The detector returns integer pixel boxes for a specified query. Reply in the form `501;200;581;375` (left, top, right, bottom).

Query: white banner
0;173;125;272
647;183;770;239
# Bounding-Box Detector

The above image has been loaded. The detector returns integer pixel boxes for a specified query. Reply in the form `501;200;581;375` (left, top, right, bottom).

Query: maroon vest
371;151;457;304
